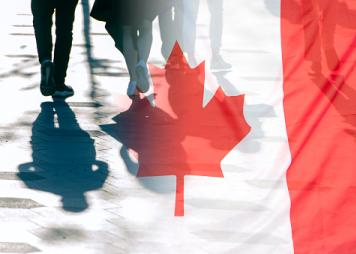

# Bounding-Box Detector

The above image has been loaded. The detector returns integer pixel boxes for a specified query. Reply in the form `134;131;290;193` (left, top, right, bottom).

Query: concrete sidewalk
0;2;136;253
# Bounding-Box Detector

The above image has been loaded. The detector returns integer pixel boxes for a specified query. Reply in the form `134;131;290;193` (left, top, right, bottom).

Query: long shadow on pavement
17;100;109;212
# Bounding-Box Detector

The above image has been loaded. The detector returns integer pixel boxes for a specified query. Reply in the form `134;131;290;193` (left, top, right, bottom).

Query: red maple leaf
101;43;250;216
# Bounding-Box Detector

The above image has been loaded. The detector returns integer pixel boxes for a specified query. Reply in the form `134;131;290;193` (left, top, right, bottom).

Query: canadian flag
102;0;356;253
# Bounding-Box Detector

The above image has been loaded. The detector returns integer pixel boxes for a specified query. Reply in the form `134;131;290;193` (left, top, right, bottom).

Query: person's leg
31;0;54;63
53;0;78;87
301;0;322;74
181;0;199;65
161;0;186;69
122;25;140;97
32;0;57;96
207;0;223;56
159;7;175;60
134;20;153;93
318;0;339;71
174;0;184;46
105;21;137;81
301;1;321;60
105;21;139;98
207;0;231;69
105;21;125;53
122;26;139;82
137;20;153;64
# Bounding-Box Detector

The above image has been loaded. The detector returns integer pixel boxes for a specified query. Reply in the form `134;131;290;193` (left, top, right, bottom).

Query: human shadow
298;1;356;135
266;0;338;72
300;0;340;74
266;0;356;136
309;43;356;138
100;45;250;215
210;69;277;154
81;0;119;123
267;0;356;73
103;96;187;190
17;100;109;212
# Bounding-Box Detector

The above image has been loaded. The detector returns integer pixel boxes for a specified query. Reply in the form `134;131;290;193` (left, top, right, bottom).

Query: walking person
301;0;339;75
91;0;172;98
158;0;183;61
31;0;78;97
182;0;231;69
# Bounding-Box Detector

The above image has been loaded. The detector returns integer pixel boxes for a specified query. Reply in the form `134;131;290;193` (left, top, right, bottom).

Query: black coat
91;0;172;24
90;0;115;22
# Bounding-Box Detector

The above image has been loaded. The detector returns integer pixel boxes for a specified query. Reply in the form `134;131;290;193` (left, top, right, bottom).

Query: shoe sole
52;90;74;98
127;91;139;99
135;65;150;93
40;65;56;96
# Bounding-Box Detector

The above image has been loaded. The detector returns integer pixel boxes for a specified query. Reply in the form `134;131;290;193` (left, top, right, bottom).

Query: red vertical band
175;175;185;217
282;0;356;253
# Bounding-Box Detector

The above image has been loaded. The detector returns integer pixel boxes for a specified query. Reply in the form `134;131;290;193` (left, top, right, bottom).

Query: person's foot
40;60;56;96
53;84;74;98
127;80;139;99
211;54;232;70
135;60;151;93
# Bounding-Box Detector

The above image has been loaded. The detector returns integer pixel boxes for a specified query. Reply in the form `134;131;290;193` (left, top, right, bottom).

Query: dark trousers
182;0;223;56
105;20;139;54
31;0;78;85
159;0;183;60
105;22;124;54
